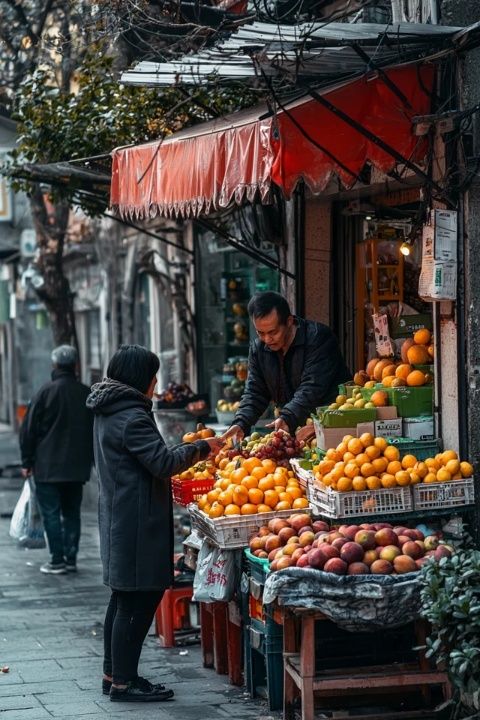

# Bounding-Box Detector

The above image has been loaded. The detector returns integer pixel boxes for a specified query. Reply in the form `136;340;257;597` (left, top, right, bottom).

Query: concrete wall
304;198;332;324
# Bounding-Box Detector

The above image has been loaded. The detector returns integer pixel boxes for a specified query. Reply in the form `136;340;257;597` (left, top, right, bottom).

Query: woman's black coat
87;379;210;591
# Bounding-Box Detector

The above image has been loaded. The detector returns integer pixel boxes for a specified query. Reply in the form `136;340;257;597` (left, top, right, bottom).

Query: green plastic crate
315;406;377;428
385;437;441;461
244;549;270;584
390;386;434;418
337;382;360;398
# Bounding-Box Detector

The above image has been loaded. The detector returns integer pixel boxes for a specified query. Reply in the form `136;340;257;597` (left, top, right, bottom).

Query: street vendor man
222;291;351;441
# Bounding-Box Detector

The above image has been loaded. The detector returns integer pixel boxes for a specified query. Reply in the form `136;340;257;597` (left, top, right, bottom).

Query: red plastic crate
171;476;214;506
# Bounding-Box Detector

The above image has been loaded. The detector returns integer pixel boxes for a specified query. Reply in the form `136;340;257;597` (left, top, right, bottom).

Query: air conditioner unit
20;229;37;257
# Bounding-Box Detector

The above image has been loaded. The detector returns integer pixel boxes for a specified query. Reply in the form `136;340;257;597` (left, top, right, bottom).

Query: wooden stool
155;586;194;648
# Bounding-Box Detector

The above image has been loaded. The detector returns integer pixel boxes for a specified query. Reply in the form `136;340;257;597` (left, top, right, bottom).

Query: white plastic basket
306;482;413;519
188;505;311;549
289;458;313;489
413;478;475;511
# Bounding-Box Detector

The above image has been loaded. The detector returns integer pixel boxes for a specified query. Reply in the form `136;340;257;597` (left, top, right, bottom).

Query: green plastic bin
390;386;434;417
315;406;377;428
385;437;441;461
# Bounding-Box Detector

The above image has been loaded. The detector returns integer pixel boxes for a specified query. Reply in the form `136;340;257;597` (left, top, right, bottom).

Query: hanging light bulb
400;240;412;256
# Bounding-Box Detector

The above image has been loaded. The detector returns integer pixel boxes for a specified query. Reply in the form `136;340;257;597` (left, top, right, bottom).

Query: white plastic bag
9;479;46;549
192;541;241;603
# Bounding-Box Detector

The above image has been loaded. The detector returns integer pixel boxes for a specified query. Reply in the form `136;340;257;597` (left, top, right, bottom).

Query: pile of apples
249;516;453;575
313;434;473;492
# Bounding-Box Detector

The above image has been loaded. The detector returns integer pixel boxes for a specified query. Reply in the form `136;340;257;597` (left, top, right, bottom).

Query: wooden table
282;608;452;720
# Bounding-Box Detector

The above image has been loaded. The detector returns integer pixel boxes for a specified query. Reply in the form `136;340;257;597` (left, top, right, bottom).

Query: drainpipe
456;194;468;458
430;0;439;24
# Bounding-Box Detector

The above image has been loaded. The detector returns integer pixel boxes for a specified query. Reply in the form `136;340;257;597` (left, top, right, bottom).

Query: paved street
0;509;278;720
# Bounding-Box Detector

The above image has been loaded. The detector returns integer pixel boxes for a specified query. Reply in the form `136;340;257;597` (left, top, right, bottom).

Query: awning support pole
351;44;413;109
308;87;456;209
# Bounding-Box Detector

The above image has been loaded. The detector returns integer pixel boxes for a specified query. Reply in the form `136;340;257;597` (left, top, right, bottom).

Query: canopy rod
195;217;296;279
350;44;413;109
307;86;456;209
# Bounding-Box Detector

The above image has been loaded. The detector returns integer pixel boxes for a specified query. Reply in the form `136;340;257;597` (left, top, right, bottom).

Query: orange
232;486;249;506
242;456;262;474
256;504;272;513
381;375;395;388
241;475;258;490
318;460;335;475
371;390;389;407
240;503;258;515
258;476;276;492
414;328;431;345
406;370;427;387
342;434;355;444
460;461;474;477
425;457;440;471
278;491;294;504
395;470;411;486
344;462;359;479
415;461;428;478
325;449;342;462
321;473;334;487
286;486;303;500
383;445;400;462
424;472;437;484
401;454;417;469
208;501;224;518
442;450;458;464
372;457;388;474
352;476;367;491
218;458;229;470
409;470;421;485
374;437;388;452
275;485;286;494
261;458;276;473
198;494;208;510
445;459;460;475
231;467;248;483
275;500;292;511
273;475;287;488
360;462;376;478
292;497;309;509
263;489;279;508
359;432;374;448
407;345;430;365
248;488;264;505
387;460;402;475
207;488;220;504
365;445;381;460
436;468;452;482
251;465;267;481
336;441;348;457
220;478;231;490
337;477;353;492
380;473;396;488
343;452;356;463
366;475;381;490
355;452;369;467
395;363;413;380
347;438;363;455
273;466;289;479
224;503;241;515
218;489;233;506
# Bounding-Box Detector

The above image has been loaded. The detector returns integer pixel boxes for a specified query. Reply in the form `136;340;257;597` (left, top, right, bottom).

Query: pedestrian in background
20;344;93;575
87;344;223;702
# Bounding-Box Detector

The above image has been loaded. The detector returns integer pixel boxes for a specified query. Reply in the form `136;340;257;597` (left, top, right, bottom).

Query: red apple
354;530;376;550
370;559;393;575
393;555;417;574
375;528;399;547
324;558;348;575
379;545;401;562
347;562;370;575
402;541;423;560
340;542;364;564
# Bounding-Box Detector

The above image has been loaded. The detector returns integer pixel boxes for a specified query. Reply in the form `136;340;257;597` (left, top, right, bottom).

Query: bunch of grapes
252;431;303;464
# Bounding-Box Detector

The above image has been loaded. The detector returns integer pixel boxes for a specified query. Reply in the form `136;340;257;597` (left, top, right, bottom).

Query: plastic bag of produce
192;541;242;603
9;478;46;549
263;566;421;632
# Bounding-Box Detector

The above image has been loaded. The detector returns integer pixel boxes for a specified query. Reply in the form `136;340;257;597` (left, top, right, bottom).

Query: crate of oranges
411;450;474;511
171;460;216;506
192;456;311;548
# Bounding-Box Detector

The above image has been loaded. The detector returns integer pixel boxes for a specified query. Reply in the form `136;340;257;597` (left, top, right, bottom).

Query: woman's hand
203;436;225;458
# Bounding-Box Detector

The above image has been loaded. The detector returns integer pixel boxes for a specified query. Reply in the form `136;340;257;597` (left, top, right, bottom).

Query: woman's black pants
103;589;164;684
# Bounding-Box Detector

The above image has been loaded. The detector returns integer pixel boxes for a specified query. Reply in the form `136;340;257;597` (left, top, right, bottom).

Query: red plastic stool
155;586;194;648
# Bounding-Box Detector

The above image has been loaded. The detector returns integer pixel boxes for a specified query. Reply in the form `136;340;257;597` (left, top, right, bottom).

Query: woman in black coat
87;345;222;703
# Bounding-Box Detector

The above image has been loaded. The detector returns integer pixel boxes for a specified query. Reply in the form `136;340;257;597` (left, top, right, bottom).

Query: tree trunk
30;185;78;348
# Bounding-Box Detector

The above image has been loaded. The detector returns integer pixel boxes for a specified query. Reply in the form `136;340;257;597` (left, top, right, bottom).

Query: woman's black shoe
110;677;174;702
103;676;167;695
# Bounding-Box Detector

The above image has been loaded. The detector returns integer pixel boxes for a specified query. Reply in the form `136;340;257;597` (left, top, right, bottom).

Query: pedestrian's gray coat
87;379;210;591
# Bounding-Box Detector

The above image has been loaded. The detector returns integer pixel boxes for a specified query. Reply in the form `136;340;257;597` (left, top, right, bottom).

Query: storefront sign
419;210;457;301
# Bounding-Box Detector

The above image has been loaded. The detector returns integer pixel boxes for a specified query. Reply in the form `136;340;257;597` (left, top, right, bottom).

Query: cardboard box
376;417;403;438
403;416;435;441
314;423;352;451
376;406;398;421
356;421;375;438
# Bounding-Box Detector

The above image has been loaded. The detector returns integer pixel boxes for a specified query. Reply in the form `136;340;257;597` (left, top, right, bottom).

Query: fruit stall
167;376;475;720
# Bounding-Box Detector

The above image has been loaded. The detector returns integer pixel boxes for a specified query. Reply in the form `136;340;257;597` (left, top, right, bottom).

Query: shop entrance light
400;240;412;256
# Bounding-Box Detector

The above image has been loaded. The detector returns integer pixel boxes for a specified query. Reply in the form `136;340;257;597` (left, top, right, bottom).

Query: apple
324;558;348;575
354;530;376;550
289;514;312;533
379;545;401;562
402;541;423;560
340;542;364;564
375;528;399;547
370;559;393;574
424;535;440;551
363;549;378;567
312;520;329;533
347;562;370;575
393;555;417;574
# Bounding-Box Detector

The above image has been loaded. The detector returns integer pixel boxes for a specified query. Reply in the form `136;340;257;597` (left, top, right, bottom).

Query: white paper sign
372;312;395;357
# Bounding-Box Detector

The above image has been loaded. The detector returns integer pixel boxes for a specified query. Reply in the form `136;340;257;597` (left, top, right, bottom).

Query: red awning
110;64;434;220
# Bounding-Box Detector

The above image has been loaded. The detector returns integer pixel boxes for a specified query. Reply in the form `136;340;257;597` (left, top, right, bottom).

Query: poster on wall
419;209;457;301
0;153;12;222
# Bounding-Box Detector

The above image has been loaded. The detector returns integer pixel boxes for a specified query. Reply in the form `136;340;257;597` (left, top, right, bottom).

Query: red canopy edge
110;64;434;221
110;118;274;220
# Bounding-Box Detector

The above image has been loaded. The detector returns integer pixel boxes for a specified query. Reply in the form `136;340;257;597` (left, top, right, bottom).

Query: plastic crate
385;437;441;461
244;549;270;584
316;406;377;428
244;619;283;711
413;478;475;511
289;458;314;489
189;505;311;549
171;477;215;506
307;481;412;519
390;386;434;417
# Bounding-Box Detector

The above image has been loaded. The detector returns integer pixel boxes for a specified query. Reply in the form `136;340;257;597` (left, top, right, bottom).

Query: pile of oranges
198;455;309;519
313;433;474;493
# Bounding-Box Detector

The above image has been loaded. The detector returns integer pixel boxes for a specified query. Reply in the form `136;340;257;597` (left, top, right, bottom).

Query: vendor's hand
221;424;244;443
203;436;225;458
21;468;32;478
266;417;290;434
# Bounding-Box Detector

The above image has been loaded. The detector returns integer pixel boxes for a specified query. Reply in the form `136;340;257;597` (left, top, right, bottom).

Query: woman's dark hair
247;291;291;325
107;345;160;393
